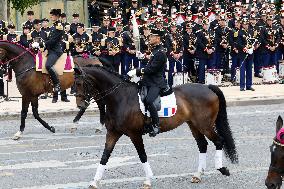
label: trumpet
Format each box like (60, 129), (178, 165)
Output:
(188, 35), (196, 51)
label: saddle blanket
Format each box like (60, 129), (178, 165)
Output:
(138, 93), (177, 118)
(35, 52), (74, 75)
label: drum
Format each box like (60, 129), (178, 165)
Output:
(205, 69), (222, 85)
(173, 72), (190, 87)
(262, 65), (279, 84)
(279, 61), (284, 78)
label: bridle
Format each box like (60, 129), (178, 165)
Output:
(74, 72), (124, 103)
(269, 140), (284, 176)
(0, 51), (28, 66)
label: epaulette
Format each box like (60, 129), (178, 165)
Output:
(64, 41), (70, 50)
(2, 34), (7, 41)
(101, 38), (106, 46)
(68, 34), (73, 43)
(56, 22), (63, 30)
(16, 35), (20, 42)
(117, 37), (123, 46)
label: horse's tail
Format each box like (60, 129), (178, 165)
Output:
(208, 85), (239, 164)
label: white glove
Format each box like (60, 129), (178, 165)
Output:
(247, 48), (253, 55)
(32, 42), (39, 48)
(127, 69), (137, 77)
(136, 51), (145, 59)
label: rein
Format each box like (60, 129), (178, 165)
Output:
(75, 73), (124, 102)
(0, 51), (28, 66)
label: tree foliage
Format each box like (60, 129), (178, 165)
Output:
(10, 0), (40, 15)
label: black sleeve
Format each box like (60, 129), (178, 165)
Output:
(143, 52), (166, 75)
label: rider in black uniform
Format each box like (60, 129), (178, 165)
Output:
(128, 28), (167, 137)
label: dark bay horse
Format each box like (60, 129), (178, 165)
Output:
(74, 65), (238, 189)
(266, 116), (284, 189)
(0, 40), (101, 140)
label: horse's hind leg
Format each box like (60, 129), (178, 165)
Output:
(188, 124), (208, 183)
(89, 130), (122, 189)
(204, 129), (230, 176)
(31, 96), (55, 133)
(130, 134), (153, 189)
(12, 97), (30, 140)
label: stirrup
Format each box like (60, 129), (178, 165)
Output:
(149, 124), (160, 137)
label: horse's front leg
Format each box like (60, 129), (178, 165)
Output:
(12, 96), (30, 140)
(31, 96), (55, 133)
(130, 134), (154, 189)
(89, 130), (122, 189)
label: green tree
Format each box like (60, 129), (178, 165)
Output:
(10, 0), (40, 15)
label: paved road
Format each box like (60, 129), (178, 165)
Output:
(0, 104), (281, 189)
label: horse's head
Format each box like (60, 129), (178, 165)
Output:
(266, 116), (284, 189)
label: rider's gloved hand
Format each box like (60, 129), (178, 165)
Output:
(31, 42), (39, 48)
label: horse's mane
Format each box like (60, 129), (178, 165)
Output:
(0, 40), (36, 59)
(83, 64), (133, 83)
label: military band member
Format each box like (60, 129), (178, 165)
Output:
(99, 16), (111, 35)
(126, 0), (139, 22)
(70, 13), (80, 35)
(41, 18), (50, 33)
(19, 25), (32, 48)
(195, 18), (216, 83)
(101, 27), (122, 72)
(0, 20), (8, 39)
(183, 22), (197, 81)
(4, 24), (18, 42)
(90, 24), (103, 57)
(23, 11), (35, 30)
(140, 24), (151, 68)
(214, 14), (230, 70)
(229, 17), (241, 82)
(260, 14), (280, 69)
(88, 0), (102, 27)
(31, 19), (48, 43)
(277, 14), (284, 69)
(60, 13), (70, 27)
(71, 23), (91, 56)
(108, 0), (124, 22)
(122, 21), (139, 73)
(165, 21), (183, 86)
(237, 18), (255, 91)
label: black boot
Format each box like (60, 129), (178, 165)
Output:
(147, 103), (160, 137)
(60, 90), (70, 102)
(48, 68), (61, 93)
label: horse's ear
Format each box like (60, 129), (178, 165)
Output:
(276, 115), (283, 134)
(73, 67), (82, 75)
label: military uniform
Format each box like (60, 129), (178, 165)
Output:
(88, 1), (102, 27)
(165, 25), (183, 86)
(0, 20), (8, 39)
(90, 29), (103, 57)
(19, 26), (32, 48)
(260, 16), (280, 69)
(237, 20), (255, 91)
(214, 24), (230, 70)
(101, 28), (122, 72)
(195, 22), (216, 83)
(249, 20), (262, 77)
(71, 31), (91, 56)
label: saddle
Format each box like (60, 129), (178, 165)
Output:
(35, 51), (74, 75)
(139, 86), (177, 118)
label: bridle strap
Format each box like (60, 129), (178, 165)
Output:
(269, 165), (284, 175)
(273, 140), (284, 147)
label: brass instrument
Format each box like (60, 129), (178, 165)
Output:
(268, 29), (276, 46)
(188, 34), (196, 51)
(107, 41), (120, 55)
(205, 31), (215, 49)
(92, 41), (101, 52)
(74, 37), (86, 51)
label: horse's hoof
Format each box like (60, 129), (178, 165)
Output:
(191, 176), (201, 183)
(218, 167), (230, 176)
(143, 184), (151, 189)
(88, 185), (97, 189)
(50, 126), (56, 133)
(12, 131), (22, 140)
(95, 129), (102, 133)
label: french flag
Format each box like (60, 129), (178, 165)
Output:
(164, 107), (176, 116)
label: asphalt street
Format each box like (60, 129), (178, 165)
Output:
(0, 104), (282, 189)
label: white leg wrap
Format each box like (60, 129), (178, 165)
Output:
(142, 162), (154, 186)
(94, 164), (106, 180)
(215, 150), (223, 169)
(197, 153), (207, 173)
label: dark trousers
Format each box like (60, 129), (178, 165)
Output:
(231, 54), (240, 81)
(168, 56), (182, 86)
(263, 51), (276, 68)
(240, 56), (253, 89)
(53, 90), (68, 100)
(144, 86), (160, 125)
(183, 56), (196, 77)
(198, 58), (214, 83)
(253, 50), (262, 75)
